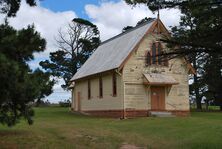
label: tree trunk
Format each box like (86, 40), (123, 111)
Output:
(193, 55), (202, 111)
(36, 99), (41, 107)
(206, 100), (209, 111)
(196, 97), (202, 111)
(194, 76), (202, 110)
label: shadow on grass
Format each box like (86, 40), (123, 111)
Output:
(0, 130), (30, 148)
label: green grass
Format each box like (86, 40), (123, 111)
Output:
(1, 107), (222, 149)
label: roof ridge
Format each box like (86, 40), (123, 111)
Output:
(100, 18), (156, 45)
(71, 18), (157, 81)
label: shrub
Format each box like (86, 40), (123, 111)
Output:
(35, 99), (51, 107)
(59, 99), (71, 107)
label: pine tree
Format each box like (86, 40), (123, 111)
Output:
(0, 24), (54, 126)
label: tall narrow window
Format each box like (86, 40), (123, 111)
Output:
(88, 79), (91, 99)
(99, 76), (103, 98)
(147, 52), (151, 65)
(152, 43), (156, 64)
(157, 42), (162, 65)
(163, 56), (169, 66)
(112, 73), (117, 96)
(149, 42), (168, 66)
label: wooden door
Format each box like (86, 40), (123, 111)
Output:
(151, 87), (165, 110)
(77, 92), (81, 112)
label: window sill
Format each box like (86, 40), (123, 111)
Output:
(145, 64), (169, 67)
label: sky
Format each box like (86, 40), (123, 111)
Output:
(0, 0), (181, 103)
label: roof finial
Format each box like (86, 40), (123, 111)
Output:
(157, 2), (160, 34)
(157, 9), (160, 20)
(157, 2), (160, 20)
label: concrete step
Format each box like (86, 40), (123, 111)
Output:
(149, 111), (175, 117)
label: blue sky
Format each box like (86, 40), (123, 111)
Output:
(0, 0), (180, 103)
(40, 0), (99, 18)
(40, 0), (119, 19)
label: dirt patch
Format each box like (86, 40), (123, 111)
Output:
(0, 140), (17, 149)
(120, 143), (145, 149)
(0, 130), (30, 149)
(0, 131), (16, 136)
(0, 130), (28, 137)
(75, 134), (98, 142)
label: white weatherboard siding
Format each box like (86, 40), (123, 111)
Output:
(73, 73), (123, 111)
(122, 33), (190, 111)
(71, 19), (191, 117)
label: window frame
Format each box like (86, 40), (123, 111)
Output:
(147, 42), (168, 66)
(147, 51), (151, 65)
(99, 76), (103, 98)
(157, 42), (162, 65)
(151, 43), (156, 64)
(112, 73), (117, 97)
(88, 79), (91, 100)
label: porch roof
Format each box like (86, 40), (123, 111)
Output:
(143, 73), (179, 85)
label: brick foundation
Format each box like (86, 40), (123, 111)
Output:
(124, 109), (149, 117)
(171, 110), (190, 116)
(82, 110), (124, 118)
(148, 110), (190, 117)
(75, 109), (190, 118)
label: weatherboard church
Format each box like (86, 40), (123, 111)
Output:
(70, 18), (195, 118)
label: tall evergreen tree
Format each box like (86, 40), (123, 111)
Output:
(203, 54), (222, 110)
(32, 68), (55, 107)
(40, 18), (100, 89)
(0, 24), (54, 126)
(0, 0), (54, 126)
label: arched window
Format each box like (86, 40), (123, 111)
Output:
(151, 43), (156, 64)
(157, 42), (162, 65)
(163, 54), (169, 66)
(147, 42), (168, 66)
(147, 52), (151, 65)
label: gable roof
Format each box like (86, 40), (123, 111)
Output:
(71, 19), (156, 81)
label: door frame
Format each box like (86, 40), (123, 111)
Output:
(150, 86), (166, 111)
(77, 92), (81, 112)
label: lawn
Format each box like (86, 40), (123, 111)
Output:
(0, 107), (222, 149)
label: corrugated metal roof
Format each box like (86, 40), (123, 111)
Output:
(71, 19), (156, 81)
(143, 73), (178, 85)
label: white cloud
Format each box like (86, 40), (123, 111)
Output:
(46, 78), (70, 103)
(0, 1), (76, 103)
(0, 1), (77, 62)
(85, 0), (181, 41)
